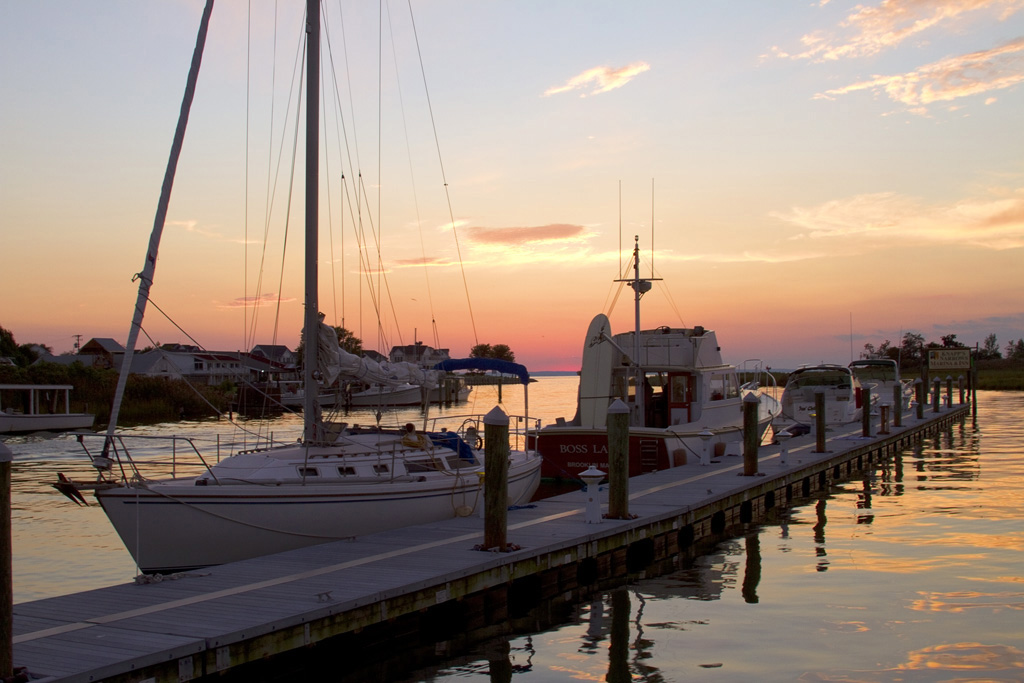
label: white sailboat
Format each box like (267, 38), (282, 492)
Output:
(56, 0), (541, 574)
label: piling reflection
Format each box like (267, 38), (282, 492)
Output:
(741, 533), (761, 603)
(813, 497), (828, 571)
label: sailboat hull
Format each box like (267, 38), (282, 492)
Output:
(96, 458), (541, 573)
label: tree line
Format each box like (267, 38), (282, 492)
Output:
(861, 332), (1024, 364)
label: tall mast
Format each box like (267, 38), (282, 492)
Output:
(302, 0), (321, 441)
(103, 0), (215, 455)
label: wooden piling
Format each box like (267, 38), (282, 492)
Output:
(932, 378), (941, 413)
(1, 442), (12, 678)
(861, 386), (872, 437)
(743, 393), (759, 476)
(606, 399), (630, 519)
(814, 391), (826, 453)
(880, 404), (890, 435)
(483, 406), (509, 551)
(921, 378), (929, 421)
(893, 384), (903, 428)
(946, 376), (953, 408)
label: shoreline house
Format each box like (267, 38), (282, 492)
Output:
(388, 342), (452, 368)
(37, 339), (296, 386)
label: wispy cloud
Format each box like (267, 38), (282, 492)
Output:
(466, 224), (588, 245)
(220, 293), (294, 309)
(168, 219), (222, 239)
(815, 38), (1024, 112)
(770, 188), (1024, 251)
(770, 0), (1024, 62)
(544, 62), (650, 97)
(392, 255), (461, 268)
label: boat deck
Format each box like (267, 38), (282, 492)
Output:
(12, 401), (971, 682)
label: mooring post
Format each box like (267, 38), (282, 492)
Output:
(743, 393), (759, 475)
(932, 377), (941, 413)
(580, 467), (605, 524)
(814, 391), (827, 453)
(483, 406), (509, 551)
(945, 375), (953, 408)
(958, 375), (965, 405)
(606, 399), (630, 519)
(1, 442), (13, 678)
(861, 386), (872, 437)
(893, 384), (903, 428)
(880, 404), (890, 434)
(915, 379), (924, 420)
(698, 429), (713, 465)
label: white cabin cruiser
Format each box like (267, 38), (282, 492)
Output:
(534, 239), (780, 480)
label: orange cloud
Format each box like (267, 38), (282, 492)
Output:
(771, 189), (1024, 251)
(392, 255), (460, 268)
(220, 293), (294, 309)
(544, 62), (650, 97)
(815, 38), (1024, 111)
(466, 224), (587, 245)
(770, 0), (1024, 61)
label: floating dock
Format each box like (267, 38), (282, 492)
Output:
(12, 401), (970, 682)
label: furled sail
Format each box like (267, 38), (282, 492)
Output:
(314, 319), (441, 388)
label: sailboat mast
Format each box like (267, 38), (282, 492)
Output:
(302, 0), (321, 441)
(104, 0), (215, 454)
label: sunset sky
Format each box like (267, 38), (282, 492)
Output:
(2, 1), (1023, 371)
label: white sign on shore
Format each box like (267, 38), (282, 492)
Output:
(927, 349), (972, 370)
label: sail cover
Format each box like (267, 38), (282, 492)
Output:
(433, 358), (531, 385)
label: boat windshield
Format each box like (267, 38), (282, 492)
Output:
(791, 371), (851, 388)
(850, 364), (896, 381)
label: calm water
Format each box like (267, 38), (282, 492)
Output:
(6, 383), (1023, 682)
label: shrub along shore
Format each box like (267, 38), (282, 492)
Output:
(0, 362), (233, 427)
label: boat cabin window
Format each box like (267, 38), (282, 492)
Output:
(338, 466), (356, 476)
(373, 464), (389, 474)
(708, 373), (739, 401)
(298, 466), (319, 477)
(670, 375), (691, 403)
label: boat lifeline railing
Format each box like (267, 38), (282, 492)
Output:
(73, 432), (282, 485)
(738, 359), (779, 398)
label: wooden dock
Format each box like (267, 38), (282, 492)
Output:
(12, 401), (970, 682)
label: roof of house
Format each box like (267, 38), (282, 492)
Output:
(81, 338), (126, 354)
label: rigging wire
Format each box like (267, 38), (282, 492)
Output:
(406, 0), (479, 347)
(385, 0), (440, 350)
